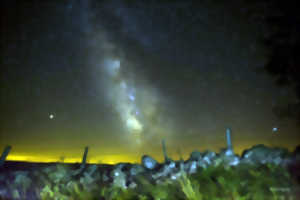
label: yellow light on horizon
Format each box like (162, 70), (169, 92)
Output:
(5, 154), (140, 164)
(6, 155), (60, 163)
(4, 143), (297, 165)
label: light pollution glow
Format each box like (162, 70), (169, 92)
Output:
(5, 141), (298, 164)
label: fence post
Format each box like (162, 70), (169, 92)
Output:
(81, 146), (89, 167)
(226, 128), (233, 150)
(0, 145), (12, 167)
(162, 139), (170, 163)
(72, 146), (89, 177)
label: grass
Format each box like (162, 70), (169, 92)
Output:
(1, 162), (299, 200)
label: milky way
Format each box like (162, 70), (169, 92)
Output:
(104, 59), (143, 137)
(1, 0), (299, 164)
(101, 56), (172, 147)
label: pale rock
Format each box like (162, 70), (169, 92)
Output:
(142, 155), (158, 170)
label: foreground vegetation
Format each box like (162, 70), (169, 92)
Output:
(2, 161), (299, 200)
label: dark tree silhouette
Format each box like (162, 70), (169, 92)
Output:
(247, 0), (300, 122)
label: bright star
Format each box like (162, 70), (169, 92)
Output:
(49, 114), (54, 119)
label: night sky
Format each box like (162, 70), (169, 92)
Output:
(1, 0), (299, 164)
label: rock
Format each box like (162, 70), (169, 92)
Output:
(13, 171), (32, 193)
(80, 172), (96, 191)
(170, 175), (177, 180)
(202, 150), (217, 165)
(141, 155), (158, 170)
(113, 163), (132, 176)
(219, 148), (232, 156)
(47, 165), (71, 184)
(128, 181), (137, 189)
(224, 149), (234, 156)
(224, 155), (240, 166)
(212, 156), (223, 167)
(189, 151), (202, 161)
(165, 160), (176, 170)
(102, 174), (109, 182)
(198, 160), (209, 169)
(130, 164), (145, 176)
(241, 144), (290, 165)
(184, 160), (198, 174)
(110, 168), (127, 189)
(85, 164), (98, 176)
(178, 161), (185, 171)
(272, 157), (283, 165)
(152, 161), (177, 180)
(170, 171), (182, 180)
(218, 148), (240, 166)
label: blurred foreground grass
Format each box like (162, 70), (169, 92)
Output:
(3, 162), (300, 200)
